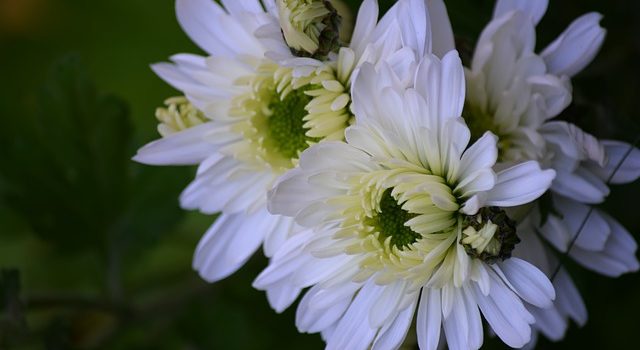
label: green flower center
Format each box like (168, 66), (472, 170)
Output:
(231, 62), (353, 172)
(368, 189), (421, 250)
(462, 102), (511, 158)
(266, 86), (319, 160)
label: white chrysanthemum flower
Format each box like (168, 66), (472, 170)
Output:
(255, 53), (557, 350)
(464, 3), (573, 162)
(524, 123), (640, 277)
(502, 122), (640, 340)
(259, 0), (445, 135)
(458, 0), (640, 343)
(134, 0), (434, 284)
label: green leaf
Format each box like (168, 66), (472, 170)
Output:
(0, 54), (187, 255)
(0, 55), (131, 249)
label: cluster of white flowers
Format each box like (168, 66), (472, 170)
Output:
(135, 0), (639, 349)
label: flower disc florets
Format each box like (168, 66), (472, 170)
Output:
(366, 189), (420, 250)
(155, 96), (207, 137)
(229, 60), (352, 173)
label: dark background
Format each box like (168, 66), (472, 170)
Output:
(0, 0), (638, 349)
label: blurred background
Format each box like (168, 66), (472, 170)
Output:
(0, 0), (638, 349)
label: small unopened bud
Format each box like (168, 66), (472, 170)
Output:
(460, 207), (519, 264)
(277, 0), (341, 59)
(156, 96), (207, 137)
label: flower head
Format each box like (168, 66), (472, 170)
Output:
(134, 0), (434, 284)
(463, 9), (572, 162)
(456, 0), (640, 345)
(256, 53), (556, 349)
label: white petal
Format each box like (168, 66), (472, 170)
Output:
(498, 258), (555, 308)
(253, 231), (315, 288)
(220, 0), (263, 15)
(538, 214), (570, 252)
(527, 74), (572, 118)
(369, 281), (407, 328)
(180, 157), (270, 214)
(175, 0), (229, 56)
(326, 281), (383, 350)
(460, 194), (483, 215)
(588, 140), (640, 184)
(555, 196), (609, 252)
(442, 287), (469, 350)
(349, 0), (379, 57)
(554, 268), (587, 326)
(470, 260), (491, 295)
(321, 324), (337, 343)
(384, 48), (419, 87)
(133, 123), (233, 165)
(493, 0), (548, 25)
(396, 0), (431, 57)
(300, 140), (375, 173)
(462, 286), (484, 349)
(308, 280), (362, 310)
(458, 132), (498, 181)
(266, 281), (302, 313)
(193, 210), (270, 282)
(473, 272), (533, 348)
(293, 255), (355, 288)
(541, 121), (606, 165)
(522, 330), (539, 350)
(417, 288), (442, 350)
(371, 297), (417, 350)
(151, 61), (209, 97)
(414, 51), (466, 128)
(551, 167), (609, 204)
(427, 0), (455, 58)
(528, 305), (567, 341)
(569, 210), (639, 277)
(439, 118), (471, 183)
(456, 169), (497, 202)
(541, 13), (606, 77)
(486, 161), (555, 207)
(351, 63), (382, 120)
(296, 285), (353, 333)
(262, 216), (296, 257)
(267, 168), (323, 218)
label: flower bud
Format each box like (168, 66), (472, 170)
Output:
(277, 0), (341, 59)
(460, 207), (520, 264)
(155, 97), (206, 137)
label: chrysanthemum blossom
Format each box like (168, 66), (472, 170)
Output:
(256, 53), (556, 350)
(525, 122), (640, 278)
(483, 0), (640, 291)
(133, 0), (435, 284)
(259, 0), (445, 131)
(464, 12), (564, 162)
(458, 0), (640, 343)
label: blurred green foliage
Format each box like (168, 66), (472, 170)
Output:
(0, 0), (638, 349)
